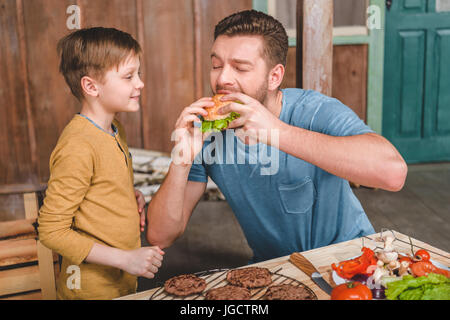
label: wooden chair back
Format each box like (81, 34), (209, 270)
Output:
(0, 190), (58, 300)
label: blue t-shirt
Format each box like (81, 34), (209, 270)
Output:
(188, 88), (375, 263)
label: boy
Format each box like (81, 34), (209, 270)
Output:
(38, 27), (164, 300)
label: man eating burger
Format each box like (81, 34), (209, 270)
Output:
(146, 10), (408, 263)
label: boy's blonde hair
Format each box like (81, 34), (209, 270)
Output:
(57, 27), (142, 101)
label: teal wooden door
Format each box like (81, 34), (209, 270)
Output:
(383, 0), (450, 163)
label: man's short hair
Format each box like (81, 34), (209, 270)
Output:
(214, 10), (288, 68)
(57, 27), (142, 101)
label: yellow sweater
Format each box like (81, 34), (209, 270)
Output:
(38, 114), (141, 300)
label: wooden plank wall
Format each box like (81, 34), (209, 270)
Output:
(0, 0), (367, 220)
(282, 45), (368, 121)
(332, 44), (368, 122)
(0, 0), (252, 189)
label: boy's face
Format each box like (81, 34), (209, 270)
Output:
(210, 35), (270, 103)
(96, 54), (144, 114)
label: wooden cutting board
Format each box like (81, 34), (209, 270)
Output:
(117, 231), (450, 300)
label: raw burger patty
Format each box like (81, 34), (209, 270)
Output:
(164, 274), (206, 296)
(205, 285), (251, 300)
(263, 284), (315, 300)
(226, 267), (272, 288)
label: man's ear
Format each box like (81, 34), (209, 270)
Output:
(80, 76), (99, 98)
(268, 64), (285, 91)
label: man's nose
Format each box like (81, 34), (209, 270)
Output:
(216, 65), (234, 87)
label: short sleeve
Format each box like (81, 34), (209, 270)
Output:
(310, 98), (374, 137)
(187, 152), (208, 183)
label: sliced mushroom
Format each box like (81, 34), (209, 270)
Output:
(376, 251), (398, 264)
(387, 260), (401, 276)
(373, 266), (389, 284)
(388, 260), (401, 270)
(398, 261), (410, 276)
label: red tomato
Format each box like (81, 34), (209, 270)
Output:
(330, 282), (373, 300)
(414, 249), (430, 262)
(411, 261), (450, 278)
(398, 254), (413, 265)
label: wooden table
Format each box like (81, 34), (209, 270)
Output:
(117, 230), (450, 300)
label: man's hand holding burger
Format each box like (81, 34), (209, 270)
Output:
(218, 92), (285, 146)
(172, 97), (214, 166)
(172, 92), (284, 166)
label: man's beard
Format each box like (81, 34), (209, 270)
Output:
(253, 80), (268, 105)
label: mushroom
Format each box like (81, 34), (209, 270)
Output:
(388, 260), (401, 270)
(376, 251), (398, 264)
(372, 266), (389, 284)
(387, 260), (401, 276)
(384, 236), (395, 252)
(398, 261), (410, 276)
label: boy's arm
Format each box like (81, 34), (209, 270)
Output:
(146, 163), (206, 248)
(135, 189), (146, 232)
(38, 139), (96, 265)
(85, 243), (164, 279)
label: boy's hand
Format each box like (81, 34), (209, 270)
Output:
(121, 246), (165, 279)
(135, 189), (146, 232)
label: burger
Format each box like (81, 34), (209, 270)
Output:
(201, 94), (240, 133)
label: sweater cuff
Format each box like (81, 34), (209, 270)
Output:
(67, 238), (95, 266)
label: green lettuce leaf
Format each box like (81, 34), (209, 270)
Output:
(398, 287), (424, 300)
(421, 283), (450, 300)
(386, 273), (450, 300)
(201, 112), (240, 133)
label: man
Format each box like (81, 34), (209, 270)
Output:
(146, 10), (407, 263)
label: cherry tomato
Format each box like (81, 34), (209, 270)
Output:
(330, 282), (373, 300)
(414, 249), (430, 262)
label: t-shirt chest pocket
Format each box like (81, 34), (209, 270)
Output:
(278, 177), (316, 214)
